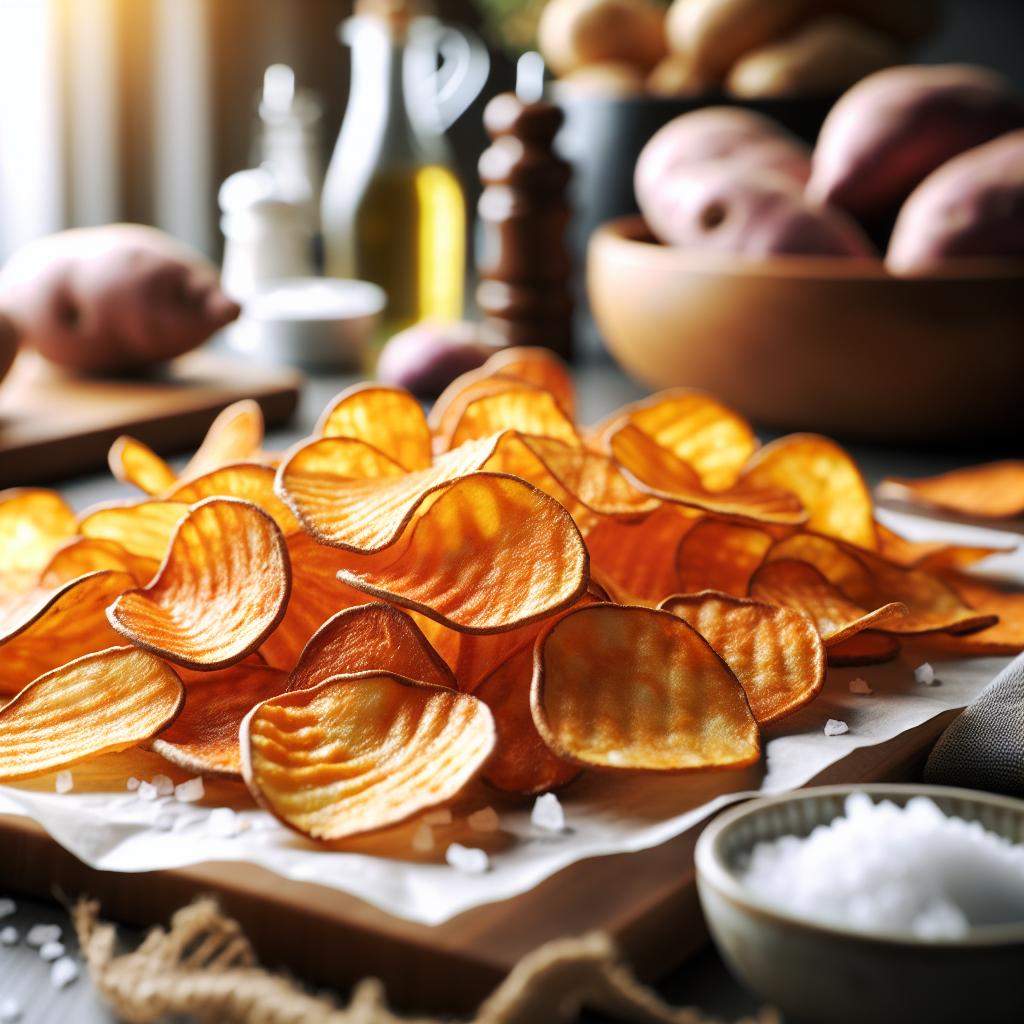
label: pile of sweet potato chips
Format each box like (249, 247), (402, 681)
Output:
(0, 348), (1021, 843)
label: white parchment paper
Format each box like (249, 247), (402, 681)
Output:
(1, 510), (1020, 925)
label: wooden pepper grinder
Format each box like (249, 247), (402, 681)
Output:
(476, 82), (573, 361)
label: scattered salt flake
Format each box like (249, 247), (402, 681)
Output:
(0, 927), (18, 946)
(54, 770), (73, 794)
(26, 924), (61, 948)
(848, 677), (873, 695)
(39, 940), (65, 962)
(467, 807), (500, 833)
(151, 774), (175, 797)
(0, 899), (15, 919)
(411, 823), (434, 853)
(445, 843), (489, 874)
(914, 662), (937, 686)
(0, 997), (21, 1023)
(531, 793), (566, 832)
(126, 777), (140, 791)
(50, 956), (79, 989)
(422, 808), (451, 826)
(136, 780), (158, 802)
(207, 807), (246, 838)
(175, 777), (204, 803)
(824, 718), (849, 737)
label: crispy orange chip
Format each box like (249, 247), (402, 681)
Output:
(0, 570), (135, 696)
(660, 592), (826, 724)
(919, 573), (1024, 655)
(168, 463), (300, 535)
(444, 384), (579, 451)
(184, 399), (264, 479)
(108, 498), (290, 669)
(241, 672), (495, 840)
(108, 436), (178, 496)
(79, 500), (190, 561)
(317, 384), (432, 471)
(0, 488), (77, 575)
(0, 647), (184, 781)
(41, 538), (157, 587)
(827, 632), (901, 666)
(475, 645), (580, 794)
(337, 473), (588, 633)
(151, 662), (288, 778)
(481, 346), (575, 416)
(598, 390), (757, 491)
(749, 559), (908, 645)
(874, 521), (1005, 572)
(741, 434), (876, 549)
(288, 603), (455, 692)
(880, 461), (1024, 520)
(676, 520), (773, 596)
(532, 604), (759, 772)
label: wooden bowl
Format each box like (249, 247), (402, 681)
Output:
(587, 217), (1024, 442)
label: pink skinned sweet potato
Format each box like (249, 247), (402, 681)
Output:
(376, 321), (500, 398)
(643, 163), (876, 259)
(887, 129), (1024, 275)
(808, 64), (1024, 220)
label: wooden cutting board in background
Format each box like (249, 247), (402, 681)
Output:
(0, 351), (302, 486)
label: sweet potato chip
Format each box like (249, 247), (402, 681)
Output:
(598, 391), (757, 491)
(660, 592), (826, 724)
(764, 533), (877, 604)
(609, 424), (806, 527)
(338, 473), (588, 633)
(108, 498), (290, 669)
(241, 672), (495, 840)
(317, 384), (432, 471)
(0, 647), (184, 781)
(151, 662), (288, 778)
(168, 464), (300, 535)
(184, 399), (264, 479)
(108, 436), (177, 496)
(880, 462), (1024, 520)
(0, 570), (135, 695)
(749, 559), (908, 645)
(79, 500), (190, 562)
(918, 573), (1024, 655)
(874, 521), (1006, 572)
(481, 345), (575, 415)
(41, 538), (157, 587)
(475, 645), (580, 794)
(827, 632), (901, 666)
(741, 434), (876, 550)
(532, 605), (759, 772)
(0, 488), (77, 574)
(676, 520), (773, 596)
(288, 603), (455, 692)
(444, 384), (579, 450)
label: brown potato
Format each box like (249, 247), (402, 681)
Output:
(887, 129), (1024, 274)
(0, 224), (240, 373)
(808, 64), (1024, 220)
(539, 0), (667, 77)
(726, 16), (903, 99)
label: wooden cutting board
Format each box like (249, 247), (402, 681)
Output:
(0, 713), (955, 1015)
(0, 351), (301, 486)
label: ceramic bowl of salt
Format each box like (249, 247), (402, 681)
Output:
(695, 784), (1024, 1024)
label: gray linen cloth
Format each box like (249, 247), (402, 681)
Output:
(924, 651), (1024, 797)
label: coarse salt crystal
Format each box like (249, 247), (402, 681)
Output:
(824, 718), (849, 737)
(207, 807), (245, 838)
(445, 843), (489, 874)
(54, 770), (73, 794)
(151, 774), (175, 797)
(422, 808), (452, 826)
(848, 677), (873, 695)
(26, 924), (61, 948)
(531, 793), (566, 832)
(0, 898), (15, 919)
(467, 807), (501, 833)
(136, 780), (158, 802)
(50, 956), (79, 989)
(0, 927), (18, 946)
(175, 777), (204, 803)
(126, 777), (140, 791)
(411, 824), (434, 853)
(0, 997), (21, 1022)
(39, 940), (65, 962)
(915, 662), (937, 686)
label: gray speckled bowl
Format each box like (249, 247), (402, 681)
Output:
(695, 784), (1024, 1024)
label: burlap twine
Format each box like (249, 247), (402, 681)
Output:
(73, 898), (778, 1024)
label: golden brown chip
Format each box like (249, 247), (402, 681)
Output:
(659, 591), (826, 724)
(918, 573), (1024, 655)
(108, 498), (290, 669)
(338, 473), (588, 633)
(0, 647), (184, 781)
(168, 463), (300, 535)
(597, 390), (757, 491)
(475, 645), (580, 794)
(880, 462), (1024, 520)
(288, 603), (455, 692)
(676, 520), (773, 596)
(480, 345), (575, 416)
(317, 384), (432, 471)
(0, 488), (77, 574)
(827, 632), (901, 666)
(107, 436), (178, 496)
(609, 424), (806, 527)
(429, 375), (525, 443)
(532, 604), (759, 772)
(241, 672), (495, 840)
(184, 399), (264, 479)
(41, 538), (157, 587)
(0, 571), (135, 696)
(749, 559), (908, 645)
(151, 662), (289, 778)
(764, 532), (878, 604)
(444, 384), (579, 450)
(874, 521), (1006, 571)
(741, 434), (877, 549)
(78, 500), (190, 561)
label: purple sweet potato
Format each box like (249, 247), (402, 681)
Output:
(887, 129), (1024, 274)
(376, 321), (499, 398)
(808, 64), (1024, 220)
